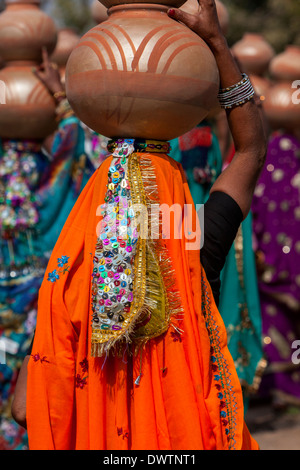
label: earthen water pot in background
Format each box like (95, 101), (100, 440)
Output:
(51, 28), (80, 83)
(66, 1), (220, 141)
(180, 0), (229, 35)
(0, 66), (58, 139)
(91, 0), (108, 23)
(269, 45), (300, 82)
(231, 33), (275, 76)
(0, 0), (57, 63)
(215, 0), (229, 35)
(266, 45), (300, 133)
(249, 74), (271, 101)
(263, 82), (300, 133)
(0, 0), (58, 140)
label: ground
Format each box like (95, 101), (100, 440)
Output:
(246, 399), (300, 450)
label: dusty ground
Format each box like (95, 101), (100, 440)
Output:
(246, 400), (300, 450)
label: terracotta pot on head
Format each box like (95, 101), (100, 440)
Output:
(179, 0), (229, 121)
(91, 0), (108, 23)
(264, 45), (300, 134)
(51, 28), (80, 84)
(0, 0), (58, 140)
(269, 45), (300, 82)
(263, 82), (300, 133)
(249, 74), (271, 101)
(231, 33), (275, 76)
(65, 0), (220, 141)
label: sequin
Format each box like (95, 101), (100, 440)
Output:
(91, 138), (171, 350)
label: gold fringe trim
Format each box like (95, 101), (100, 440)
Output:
(91, 152), (148, 357)
(132, 154), (184, 351)
(91, 152), (184, 357)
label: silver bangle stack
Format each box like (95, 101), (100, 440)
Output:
(218, 73), (255, 109)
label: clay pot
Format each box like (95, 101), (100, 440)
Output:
(0, 65), (56, 139)
(181, 0), (229, 35)
(249, 74), (271, 100)
(263, 82), (300, 132)
(0, 0), (57, 63)
(99, 0), (186, 8)
(0, 0), (57, 139)
(51, 28), (80, 68)
(231, 33), (275, 76)
(51, 28), (80, 83)
(269, 45), (300, 82)
(66, 3), (219, 141)
(91, 0), (108, 23)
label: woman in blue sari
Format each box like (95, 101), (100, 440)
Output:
(0, 52), (94, 449)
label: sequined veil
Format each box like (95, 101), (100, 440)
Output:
(91, 139), (184, 357)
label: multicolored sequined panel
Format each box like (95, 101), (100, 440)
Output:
(91, 139), (178, 356)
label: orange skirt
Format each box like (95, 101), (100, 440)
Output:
(26, 152), (258, 450)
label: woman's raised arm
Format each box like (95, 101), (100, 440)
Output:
(168, 0), (267, 218)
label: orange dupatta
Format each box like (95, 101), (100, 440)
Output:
(26, 146), (258, 450)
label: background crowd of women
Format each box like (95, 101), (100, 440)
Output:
(0, 0), (299, 450)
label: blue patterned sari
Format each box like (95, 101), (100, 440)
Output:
(0, 116), (93, 449)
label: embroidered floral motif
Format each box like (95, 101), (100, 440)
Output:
(117, 427), (129, 440)
(201, 272), (238, 450)
(75, 358), (89, 389)
(170, 330), (182, 342)
(80, 358), (89, 373)
(57, 256), (70, 267)
(47, 269), (59, 282)
(31, 353), (49, 364)
(75, 374), (87, 389)
(47, 256), (70, 282)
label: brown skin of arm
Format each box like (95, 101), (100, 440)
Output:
(168, 2), (267, 219)
(208, 39), (267, 219)
(11, 355), (30, 429)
